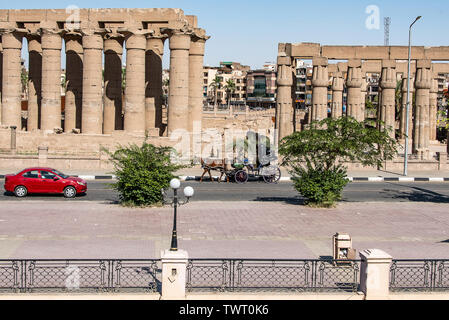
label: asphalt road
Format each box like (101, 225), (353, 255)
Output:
(1, 180), (449, 203)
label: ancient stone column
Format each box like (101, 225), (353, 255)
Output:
(64, 33), (83, 132)
(360, 75), (368, 122)
(124, 32), (147, 134)
(81, 31), (104, 134)
(379, 60), (396, 138)
(413, 60), (432, 159)
(311, 57), (329, 122)
(166, 29), (191, 135)
(331, 72), (344, 118)
(346, 59), (362, 121)
(188, 29), (209, 134)
(276, 56), (293, 140)
(399, 75), (414, 141)
(145, 33), (166, 134)
(103, 33), (124, 134)
(40, 28), (63, 132)
(1, 30), (24, 128)
(429, 77), (438, 142)
(27, 34), (42, 131)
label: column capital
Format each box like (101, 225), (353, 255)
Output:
(312, 56), (328, 67)
(401, 76), (415, 93)
(415, 62), (431, 90)
(380, 60), (396, 90)
(332, 72), (344, 91)
(312, 58), (329, 88)
(81, 31), (105, 50)
(40, 26), (63, 51)
(65, 32), (83, 54)
(277, 55), (292, 66)
(125, 33), (148, 50)
(191, 28), (211, 42)
(276, 63), (293, 87)
(0, 27), (27, 49)
(346, 60), (362, 88)
(162, 27), (194, 50)
(104, 33), (124, 54)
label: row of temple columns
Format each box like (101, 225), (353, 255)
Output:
(0, 26), (208, 136)
(276, 56), (440, 158)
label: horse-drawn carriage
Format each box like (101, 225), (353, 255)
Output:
(200, 154), (281, 184)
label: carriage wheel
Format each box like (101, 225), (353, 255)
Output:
(262, 167), (281, 184)
(234, 170), (248, 184)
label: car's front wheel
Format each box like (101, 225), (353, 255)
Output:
(14, 185), (28, 198)
(63, 186), (77, 198)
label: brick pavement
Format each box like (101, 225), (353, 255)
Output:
(0, 200), (448, 259)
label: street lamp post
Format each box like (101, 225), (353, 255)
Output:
(404, 16), (422, 176)
(162, 178), (194, 251)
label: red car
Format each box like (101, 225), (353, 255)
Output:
(4, 167), (87, 198)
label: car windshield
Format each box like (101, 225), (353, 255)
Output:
(51, 169), (69, 179)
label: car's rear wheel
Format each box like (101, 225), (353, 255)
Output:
(63, 186), (77, 198)
(14, 185), (28, 198)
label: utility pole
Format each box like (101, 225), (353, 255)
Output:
(384, 17), (391, 46)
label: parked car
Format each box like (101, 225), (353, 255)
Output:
(4, 167), (87, 198)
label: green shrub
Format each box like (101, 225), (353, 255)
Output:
(103, 141), (185, 207)
(292, 166), (349, 207)
(280, 117), (398, 207)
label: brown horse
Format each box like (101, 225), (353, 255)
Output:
(200, 158), (230, 183)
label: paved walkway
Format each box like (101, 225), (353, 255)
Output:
(0, 201), (448, 260)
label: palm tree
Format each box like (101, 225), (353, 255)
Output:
(225, 79), (236, 115)
(210, 76), (221, 114)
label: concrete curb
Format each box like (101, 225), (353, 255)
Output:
(1, 174), (449, 182)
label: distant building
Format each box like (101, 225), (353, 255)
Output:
(246, 69), (276, 109)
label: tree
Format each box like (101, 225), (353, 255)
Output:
(21, 68), (28, 97)
(225, 79), (236, 115)
(279, 117), (398, 207)
(210, 76), (221, 113)
(103, 140), (185, 207)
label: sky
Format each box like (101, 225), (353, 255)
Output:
(4, 0), (448, 69)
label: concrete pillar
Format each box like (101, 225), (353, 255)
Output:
(379, 60), (396, 139)
(166, 29), (191, 135)
(413, 60), (432, 159)
(331, 72), (344, 118)
(124, 32), (147, 134)
(346, 59), (362, 121)
(188, 30), (208, 134)
(10, 125), (17, 152)
(103, 33), (124, 134)
(276, 56), (294, 140)
(81, 31), (104, 134)
(161, 249), (188, 300)
(311, 57), (328, 122)
(145, 33), (166, 134)
(429, 78), (438, 142)
(399, 75), (414, 141)
(40, 28), (62, 132)
(64, 33), (83, 132)
(27, 34), (42, 131)
(359, 249), (392, 300)
(1, 30), (24, 128)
